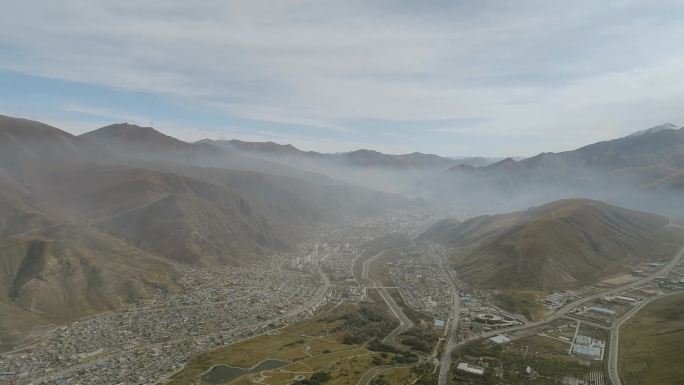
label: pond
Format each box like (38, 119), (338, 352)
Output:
(201, 359), (290, 384)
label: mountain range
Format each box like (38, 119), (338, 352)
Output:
(2, 114), (684, 349)
(201, 139), (494, 169)
(434, 124), (684, 216)
(200, 124), (684, 217)
(0, 115), (423, 348)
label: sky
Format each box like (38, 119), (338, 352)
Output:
(1, 0), (683, 157)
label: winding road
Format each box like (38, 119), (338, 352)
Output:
(360, 251), (415, 350)
(355, 250), (425, 385)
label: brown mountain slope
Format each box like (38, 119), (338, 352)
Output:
(0, 115), (100, 184)
(1, 116), (420, 267)
(0, 223), (177, 349)
(81, 123), (222, 162)
(81, 123), (337, 184)
(35, 164), (293, 266)
(1, 224), (177, 318)
(420, 199), (684, 290)
(0, 115), (424, 344)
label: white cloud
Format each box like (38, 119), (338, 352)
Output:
(62, 104), (153, 126)
(1, 1), (683, 155)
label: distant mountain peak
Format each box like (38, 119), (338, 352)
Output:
(627, 123), (679, 138)
(81, 123), (186, 147)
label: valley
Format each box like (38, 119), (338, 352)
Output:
(3, 4), (684, 384)
(1, 117), (683, 385)
(4, 205), (677, 385)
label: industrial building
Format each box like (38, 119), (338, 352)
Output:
(433, 319), (446, 331)
(572, 344), (602, 360)
(606, 295), (638, 305)
(571, 335), (605, 360)
(544, 292), (566, 308)
(456, 362), (485, 376)
(475, 313), (503, 324)
(489, 334), (511, 344)
(587, 307), (616, 316)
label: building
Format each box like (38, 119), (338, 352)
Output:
(575, 335), (592, 346)
(489, 334), (511, 344)
(475, 313), (503, 324)
(572, 335), (605, 360)
(572, 344), (602, 360)
(588, 307), (616, 316)
(613, 296), (637, 305)
(544, 293), (566, 307)
(456, 362), (485, 376)
(432, 319), (446, 331)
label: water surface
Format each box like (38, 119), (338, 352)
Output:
(202, 359), (289, 384)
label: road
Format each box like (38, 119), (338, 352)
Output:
(356, 250), (423, 385)
(356, 242), (684, 385)
(438, 292), (460, 385)
(360, 250), (415, 350)
(436, 249), (460, 385)
(607, 290), (683, 385)
(377, 285), (414, 349)
(356, 360), (419, 385)
(455, 244), (684, 349)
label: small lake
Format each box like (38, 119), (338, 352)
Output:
(201, 359), (290, 384)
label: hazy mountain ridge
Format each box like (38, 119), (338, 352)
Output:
(0, 115), (423, 342)
(203, 138), (463, 169)
(83, 124), (341, 185)
(438, 124), (684, 216)
(202, 138), (502, 196)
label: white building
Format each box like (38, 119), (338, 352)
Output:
(456, 362), (485, 376)
(489, 334), (511, 344)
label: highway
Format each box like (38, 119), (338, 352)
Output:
(436, 248), (461, 385)
(437, 292), (460, 385)
(607, 290), (683, 385)
(454, 245), (684, 350)
(355, 242), (684, 385)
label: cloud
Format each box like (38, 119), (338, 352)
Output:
(62, 104), (153, 126)
(1, 1), (683, 155)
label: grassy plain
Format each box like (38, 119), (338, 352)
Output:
(619, 292), (684, 385)
(163, 302), (406, 385)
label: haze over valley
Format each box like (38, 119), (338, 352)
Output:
(2, 2), (684, 385)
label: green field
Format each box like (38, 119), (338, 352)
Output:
(619, 292), (684, 385)
(162, 302), (416, 385)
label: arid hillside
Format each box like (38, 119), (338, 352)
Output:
(420, 199), (684, 290)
